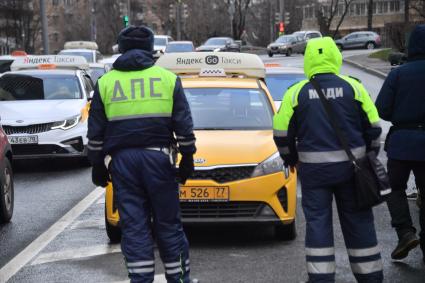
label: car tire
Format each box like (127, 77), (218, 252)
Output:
(268, 52), (273, 58)
(0, 158), (13, 224)
(105, 204), (121, 243)
(286, 49), (292, 57)
(366, 42), (375, 50)
(275, 220), (296, 241)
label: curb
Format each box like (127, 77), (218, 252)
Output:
(343, 58), (388, 79)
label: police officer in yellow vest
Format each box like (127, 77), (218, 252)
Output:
(87, 26), (196, 283)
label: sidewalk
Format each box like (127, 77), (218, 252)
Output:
(343, 52), (393, 79)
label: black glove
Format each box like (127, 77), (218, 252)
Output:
(179, 155), (194, 185)
(92, 163), (110, 187)
(281, 154), (298, 168)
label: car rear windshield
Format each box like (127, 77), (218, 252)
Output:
(184, 88), (273, 130)
(0, 73), (82, 101)
(204, 38), (227, 46)
(88, 67), (106, 83)
(166, 44), (193, 53)
(265, 73), (306, 101)
(154, 37), (167, 46)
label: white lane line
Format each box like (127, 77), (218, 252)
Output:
(69, 218), (104, 230)
(96, 194), (106, 204)
(31, 244), (121, 266)
(0, 186), (104, 283)
(111, 274), (167, 283)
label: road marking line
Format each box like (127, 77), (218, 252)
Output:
(69, 218), (104, 230)
(30, 244), (121, 266)
(0, 186), (104, 283)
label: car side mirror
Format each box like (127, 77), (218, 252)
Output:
(88, 90), (94, 101)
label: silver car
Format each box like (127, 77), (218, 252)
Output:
(267, 35), (303, 57)
(335, 31), (381, 50)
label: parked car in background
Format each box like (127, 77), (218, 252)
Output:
(165, 41), (195, 53)
(291, 31), (322, 54)
(59, 41), (103, 63)
(335, 31), (381, 50)
(153, 35), (173, 59)
(0, 126), (13, 223)
(196, 37), (241, 52)
(88, 63), (109, 84)
(267, 35), (303, 57)
(265, 64), (306, 108)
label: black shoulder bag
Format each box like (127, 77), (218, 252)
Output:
(310, 77), (391, 210)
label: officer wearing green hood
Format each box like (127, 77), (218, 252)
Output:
(273, 37), (383, 282)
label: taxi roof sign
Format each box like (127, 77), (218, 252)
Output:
(64, 41), (98, 50)
(156, 52), (265, 79)
(11, 55), (89, 71)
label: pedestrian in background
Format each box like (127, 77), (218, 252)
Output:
(375, 24), (425, 264)
(273, 37), (383, 282)
(87, 26), (196, 283)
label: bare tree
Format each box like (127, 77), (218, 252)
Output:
(226, 0), (252, 39)
(0, 0), (40, 53)
(96, 0), (125, 54)
(315, 0), (354, 38)
(411, 0), (425, 19)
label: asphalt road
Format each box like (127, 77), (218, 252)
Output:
(0, 52), (424, 283)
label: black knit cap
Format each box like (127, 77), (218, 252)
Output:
(117, 25), (154, 53)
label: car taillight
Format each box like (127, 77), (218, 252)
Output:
(376, 36), (381, 44)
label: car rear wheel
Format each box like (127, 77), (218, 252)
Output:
(286, 49), (292, 57)
(268, 52), (273, 58)
(105, 204), (121, 243)
(366, 42), (375, 50)
(275, 220), (296, 241)
(0, 158), (13, 224)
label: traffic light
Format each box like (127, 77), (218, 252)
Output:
(123, 15), (129, 27)
(182, 3), (189, 19)
(275, 12), (280, 24)
(279, 22), (285, 35)
(285, 12), (290, 25)
(169, 4), (175, 20)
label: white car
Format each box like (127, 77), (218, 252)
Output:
(153, 35), (173, 59)
(59, 48), (103, 63)
(0, 55), (93, 160)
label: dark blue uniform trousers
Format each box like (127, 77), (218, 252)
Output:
(301, 178), (383, 283)
(111, 148), (190, 283)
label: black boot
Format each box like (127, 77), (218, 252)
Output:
(391, 232), (420, 260)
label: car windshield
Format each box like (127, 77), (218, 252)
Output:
(276, 36), (293, 43)
(265, 73), (306, 101)
(0, 73), (82, 100)
(184, 88), (273, 130)
(58, 51), (94, 63)
(204, 38), (227, 46)
(166, 43), (193, 53)
(88, 67), (106, 83)
(154, 37), (167, 46)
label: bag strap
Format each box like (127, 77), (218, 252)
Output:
(309, 77), (357, 163)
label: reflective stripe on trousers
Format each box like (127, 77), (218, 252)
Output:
(298, 146), (366, 163)
(348, 246), (383, 275)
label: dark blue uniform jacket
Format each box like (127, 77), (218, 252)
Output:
(87, 49), (196, 165)
(376, 25), (425, 161)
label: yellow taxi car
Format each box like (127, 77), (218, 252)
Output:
(105, 52), (297, 243)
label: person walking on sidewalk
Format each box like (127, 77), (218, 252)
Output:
(273, 37), (383, 282)
(375, 24), (425, 264)
(87, 26), (196, 282)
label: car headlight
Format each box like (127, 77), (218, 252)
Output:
(51, 115), (81, 130)
(279, 45), (287, 49)
(251, 152), (284, 177)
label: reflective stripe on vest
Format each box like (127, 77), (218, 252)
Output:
(298, 146), (366, 163)
(98, 66), (176, 121)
